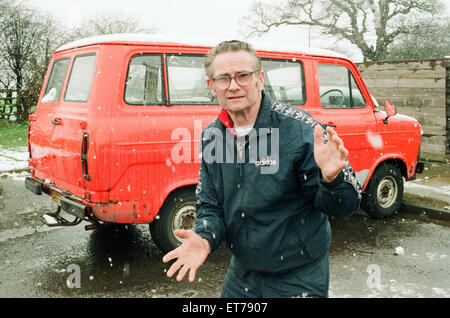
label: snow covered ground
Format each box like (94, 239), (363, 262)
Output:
(0, 146), (29, 171)
(404, 182), (450, 198)
(0, 146), (30, 181)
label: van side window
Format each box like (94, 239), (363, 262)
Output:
(318, 64), (366, 109)
(41, 58), (70, 103)
(261, 59), (306, 105)
(166, 55), (215, 105)
(125, 55), (164, 105)
(64, 54), (96, 103)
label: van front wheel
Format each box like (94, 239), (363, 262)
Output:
(150, 188), (197, 254)
(361, 164), (403, 219)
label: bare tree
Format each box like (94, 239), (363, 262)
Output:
(0, 0), (17, 89)
(385, 19), (450, 60)
(0, 0), (14, 21)
(0, 47), (15, 92)
(0, 1), (157, 123)
(0, 2), (63, 122)
(242, 0), (444, 61)
(66, 12), (157, 42)
(0, 3), (38, 121)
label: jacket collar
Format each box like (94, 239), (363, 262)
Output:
(254, 90), (273, 130)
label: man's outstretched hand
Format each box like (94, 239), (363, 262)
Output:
(162, 229), (210, 283)
(313, 125), (348, 183)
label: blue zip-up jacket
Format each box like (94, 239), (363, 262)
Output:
(194, 92), (361, 273)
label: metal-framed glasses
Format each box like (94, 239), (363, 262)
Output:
(211, 69), (261, 89)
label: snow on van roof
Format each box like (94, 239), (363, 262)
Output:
(55, 33), (349, 59)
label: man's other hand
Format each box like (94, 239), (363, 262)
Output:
(162, 229), (210, 282)
(313, 125), (348, 183)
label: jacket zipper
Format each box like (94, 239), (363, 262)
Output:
(235, 137), (250, 264)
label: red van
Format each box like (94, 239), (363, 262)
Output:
(25, 34), (423, 253)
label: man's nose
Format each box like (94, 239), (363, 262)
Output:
(228, 77), (240, 90)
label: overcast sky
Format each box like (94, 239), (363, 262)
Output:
(30, 0), (256, 38)
(25, 0), (450, 63)
(26, 0), (341, 55)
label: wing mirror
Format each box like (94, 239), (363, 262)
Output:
(384, 99), (397, 124)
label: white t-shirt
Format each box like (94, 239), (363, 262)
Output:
(234, 124), (254, 136)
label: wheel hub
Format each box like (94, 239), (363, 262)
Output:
(172, 204), (196, 243)
(377, 176), (398, 208)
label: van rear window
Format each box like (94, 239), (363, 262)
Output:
(64, 54), (96, 103)
(41, 58), (70, 103)
(167, 55), (216, 105)
(262, 59), (306, 105)
(125, 55), (164, 105)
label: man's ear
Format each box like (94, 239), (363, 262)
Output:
(257, 70), (265, 91)
(207, 79), (217, 97)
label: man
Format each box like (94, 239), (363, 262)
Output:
(163, 40), (361, 298)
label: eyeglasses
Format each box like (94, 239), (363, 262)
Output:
(211, 69), (261, 89)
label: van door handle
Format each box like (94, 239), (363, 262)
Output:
(52, 118), (62, 126)
(81, 133), (90, 181)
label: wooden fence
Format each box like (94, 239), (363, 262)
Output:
(357, 59), (449, 163)
(0, 89), (17, 120)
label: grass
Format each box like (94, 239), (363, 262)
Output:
(0, 120), (28, 149)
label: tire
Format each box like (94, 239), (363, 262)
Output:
(361, 164), (404, 218)
(149, 188), (197, 254)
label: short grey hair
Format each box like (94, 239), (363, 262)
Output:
(204, 40), (261, 79)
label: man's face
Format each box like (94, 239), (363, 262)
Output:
(208, 50), (264, 115)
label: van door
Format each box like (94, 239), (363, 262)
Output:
(29, 56), (70, 180)
(31, 51), (97, 196)
(314, 61), (377, 187)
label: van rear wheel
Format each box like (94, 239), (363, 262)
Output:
(361, 164), (403, 219)
(149, 188), (197, 254)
